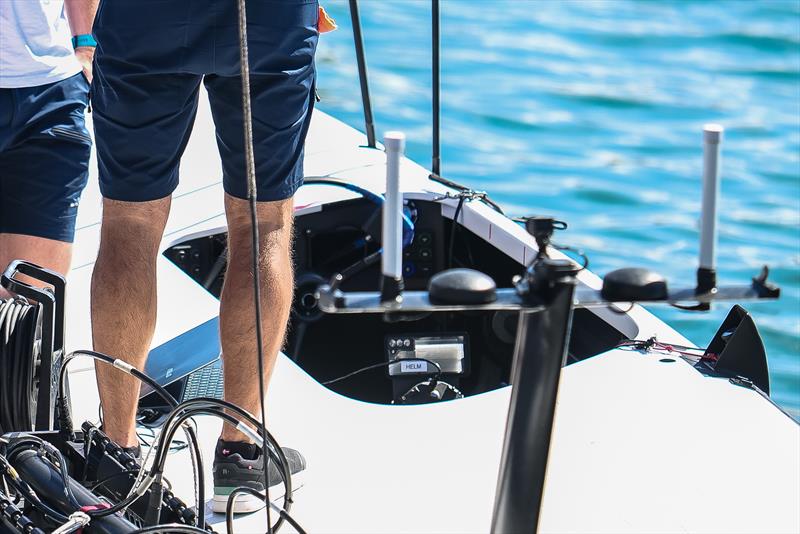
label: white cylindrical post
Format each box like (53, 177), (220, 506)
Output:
(698, 124), (723, 292)
(382, 131), (406, 303)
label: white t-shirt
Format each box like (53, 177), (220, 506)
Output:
(0, 0), (81, 88)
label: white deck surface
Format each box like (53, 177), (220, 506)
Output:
(57, 92), (800, 533)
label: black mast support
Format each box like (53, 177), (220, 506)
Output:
(490, 263), (577, 534)
(349, 0), (376, 148)
(431, 0), (441, 177)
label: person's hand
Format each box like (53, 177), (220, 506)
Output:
(74, 46), (95, 84)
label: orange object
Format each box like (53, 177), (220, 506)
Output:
(318, 5), (337, 33)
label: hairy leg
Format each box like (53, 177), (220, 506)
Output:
(220, 194), (294, 443)
(0, 233), (72, 299)
(91, 197), (171, 447)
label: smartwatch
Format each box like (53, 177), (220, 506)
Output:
(71, 34), (97, 49)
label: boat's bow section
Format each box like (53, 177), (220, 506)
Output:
(55, 97), (799, 533)
(543, 348), (800, 534)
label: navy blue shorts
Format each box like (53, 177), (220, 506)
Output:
(0, 73), (91, 243)
(92, 0), (319, 202)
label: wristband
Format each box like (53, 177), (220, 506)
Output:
(71, 34), (97, 49)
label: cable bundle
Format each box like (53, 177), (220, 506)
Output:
(0, 298), (40, 434)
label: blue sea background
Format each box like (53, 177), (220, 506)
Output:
(315, 0), (800, 419)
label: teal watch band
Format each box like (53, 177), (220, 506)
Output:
(71, 34), (97, 48)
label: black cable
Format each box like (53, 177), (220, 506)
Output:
(448, 195), (466, 269)
(184, 418), (205, 529)
(151, 400), (289, 487)
(148, 406), (293, 532)
(57, 350), (210, 529)
(323, 357), (443, 386)
(0, 298), (39, 434)
(113, 398), (291, 530)
(89, 469), (138, 494)
(552, 243), (589, 272)
(14, 305), (33, 430)
(236, 0), (275, 530)
(59, 350), (207, 528)
(226, 487), (308, 534)
(59, 350), (179, 413)
(136, 427), (187, 452)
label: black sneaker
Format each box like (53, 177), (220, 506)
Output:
(122, 444), (142, 461)
(212, 439), (306, 514)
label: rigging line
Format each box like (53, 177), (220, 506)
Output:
(235, 0), (273, 531)
(348, 0), (376, 148)
(431, 0), (441, 178)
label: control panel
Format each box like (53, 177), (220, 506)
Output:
(385, 333), (469, 376)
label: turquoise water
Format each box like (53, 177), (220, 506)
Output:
(315, 0), (800, 419)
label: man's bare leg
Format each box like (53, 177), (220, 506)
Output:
(91, 197), (171, 447)
(0, 233), (72, 299)
(220, 194), (294, 443)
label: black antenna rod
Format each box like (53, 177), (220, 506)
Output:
(349, 0), (376, 148)
(431, 0), (441, 177)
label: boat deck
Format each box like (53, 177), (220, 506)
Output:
(59, 93), (799, 533)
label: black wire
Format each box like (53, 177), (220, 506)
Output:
(185, 418), (205, 529)
(59, 350), (208, 528)
(151, 406), (292, 532)
(131, 398), (293, 531)
(552, 243), (589, 272)
(226, 487), (308, 534)
(323, 358), (443, 386)
(59, 350), (179, 413)
(448, 196), (466, 269)
(136, 427), (187, 453)
(56, 351), (210, 528)
(89, 469), (139, 494)
(15, 305), (33, 430)
(151, 400), (289, 488)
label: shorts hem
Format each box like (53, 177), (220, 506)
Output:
(99, 181), (178, 203)
(0, 226), (76, 244)
(223, 173), (304, 203)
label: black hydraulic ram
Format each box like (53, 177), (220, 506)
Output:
(10, 448), (138, 533)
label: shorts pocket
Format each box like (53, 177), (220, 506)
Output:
(51, 126), (92, 145)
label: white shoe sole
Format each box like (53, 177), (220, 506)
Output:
(211, 470), (304, 514)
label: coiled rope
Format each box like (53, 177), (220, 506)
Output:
(0, 297), (41, 433)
